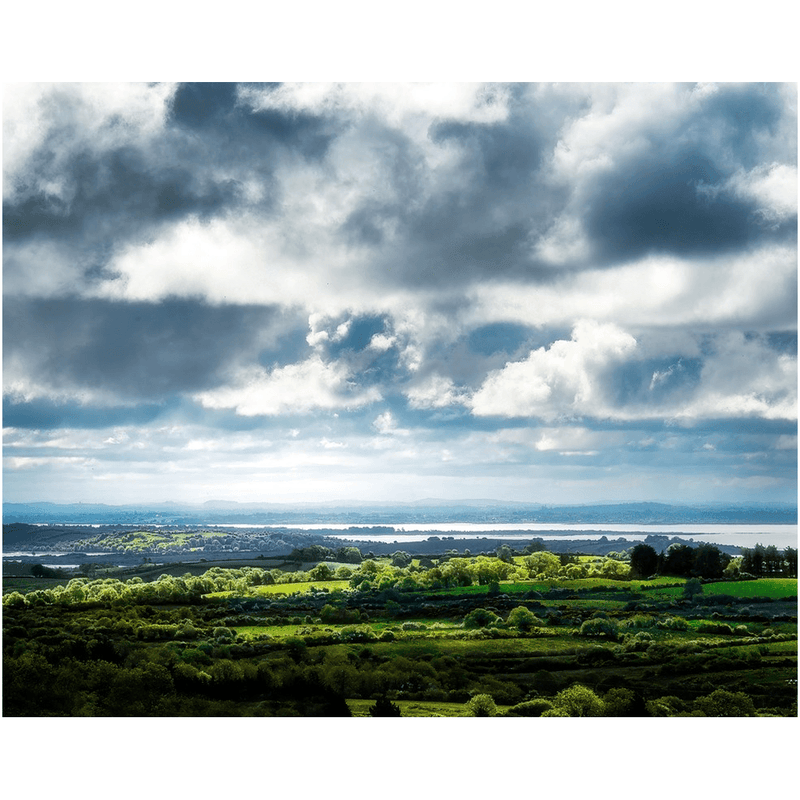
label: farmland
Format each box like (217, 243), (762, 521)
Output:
(3, 539), (796, 717)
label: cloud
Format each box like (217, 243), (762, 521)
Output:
(406, 374), (467, 409)
(3, 297), (292, 405)
(3, 83), (176, 203)
(193, 355), (381, 416)
(465, 244), (797, 331)
(676, 332), (797, 421)
(3, 82), (796, 506)
(710, 163), (797, 226)
(470, 321), (637, 419)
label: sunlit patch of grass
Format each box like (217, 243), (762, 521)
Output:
(346, 698), (513, 717)
(251, 580), (352, 595)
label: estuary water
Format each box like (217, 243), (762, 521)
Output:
(206, 522), (798, 549)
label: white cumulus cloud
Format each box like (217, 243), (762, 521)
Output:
(470, 320), (637, 419)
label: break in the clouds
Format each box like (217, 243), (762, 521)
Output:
(3, 82), (797, 505)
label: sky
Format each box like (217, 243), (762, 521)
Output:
(2, 81), (797, 506)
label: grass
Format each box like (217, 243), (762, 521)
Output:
(703, 578), (797, 598)
(346, 698), (513, 717)
(205, 580), (352, 598)
(646, 578), (797, 600)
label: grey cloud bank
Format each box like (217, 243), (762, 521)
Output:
(3, 82), (797, 506)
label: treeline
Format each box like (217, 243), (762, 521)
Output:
(629, 542), (797, 580)
(4, 551), (634, 609)
(740, 545), (797, 578)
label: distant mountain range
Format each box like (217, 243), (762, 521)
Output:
(2, 500), (796, 525)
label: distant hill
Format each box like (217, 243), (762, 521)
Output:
(2, 500), (796, 526)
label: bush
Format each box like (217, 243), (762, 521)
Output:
(507, 606), (545, 631)
(624, 614), (656, 629)
(656, 616), (689, 631)
(552, 685), (605, 717)
(463, 608), (502, 629)
(622, 631), (655, 651)
(579, 618), (619, 638)
(212, 626), (236, 642)
(369, 696), (402, 716)
(466, 694), (497, 717)
(509, 699), (553, 717)
(694, 689), (757, 717)
(697, 622), (734, 635)
(646, 695), (688, 717)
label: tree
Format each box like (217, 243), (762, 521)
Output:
(466, 694), (497, 717)
(762, 545), (782, 576)
(523, 540), (546, 554)
(661, 543), (694, 576)
(694, 689), (756, 717)
(683, 577), (703, 601)
(693, 544), (724, 579)
(335, 546), (363, 564)
(784, 547), (798, 578)
(369, 696), (402, 717)
(629, 543), (659, 579)
(524, 551), (561, 579)
(390, 551), (412, 568)
(495, 544), (514, 563)
(309, 563), (335, 581)
(552, 685), (605, 717)
(602, 688), (648, 717)
(741, 544), (765, 576)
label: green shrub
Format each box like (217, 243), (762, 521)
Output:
(466, 694), (497, 717)
(646, 695), (687, 717)
(579, 618), (619, 638)
(463, 608), (502, 629)
(509, 699), (553, 717)
(552, 685), (605, 717)
(697, 621), (734, 635)
(507, 606), (546, 630)
(656, 616), (689, 630)
(624, 614), (656, 629)
(694, 689), (757, 717)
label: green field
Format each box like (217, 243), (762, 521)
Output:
(347, 698), (513, 717)
(4, 555), (796, 717)
(644, 578), (797, 599)
(206, 579), (352, 599)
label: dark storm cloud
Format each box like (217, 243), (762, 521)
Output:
(4, 298), (297, 402)
(2, 83), (795, 506)
(171, 82), (336, 159)
(333, 91), (561, 288)
(394, 112), (552, 285)
(700, 83), (789, 168)
(170, 82), (239, 127)
(763, 331), (796, 355)
(3, 144), (242, 243)
(4, 83), (341, 297)
(580, 84), (796, 266)
(335, 83), (795, 290)
(586, 150), (754, 261)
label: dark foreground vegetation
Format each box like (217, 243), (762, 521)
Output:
(3, 541), (797, 717)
